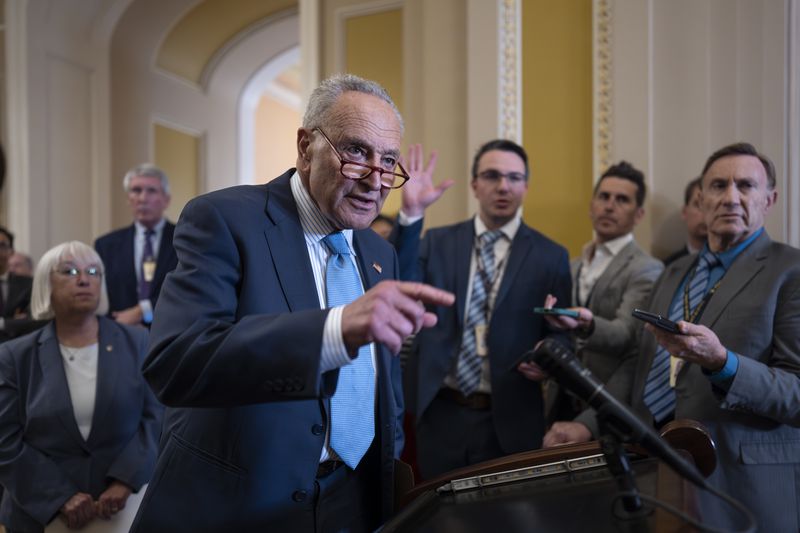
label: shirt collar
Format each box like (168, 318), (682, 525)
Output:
(583, 232), (632, 262)
(290, 171), (355, 252)
(473, 213), (521, 242)
(135, 218), (166, 236)
(706, 227), (764, 270)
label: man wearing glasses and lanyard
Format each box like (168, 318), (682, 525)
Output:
(392, 139), (572, 479)
(544, 142), (800, 532)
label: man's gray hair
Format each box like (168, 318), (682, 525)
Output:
(302, 73), (403, 132)
(123, 163), (171, 196)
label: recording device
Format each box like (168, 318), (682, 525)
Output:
(631, 308), (682, 334)
(528, 338), (708, 489)
(534, 306), (581, 319)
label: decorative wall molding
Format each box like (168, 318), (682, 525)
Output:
(498, 0), (521, 142)
(593, 0), (613, 178)
(333, 0), (403, 73)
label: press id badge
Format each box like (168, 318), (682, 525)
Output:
(143, 258), (156, 282)
(475, 324), (489, 357)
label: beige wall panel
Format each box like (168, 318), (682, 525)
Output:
(153, 124), (200, 224)
(254, 95), (300, 182)
(46, 55), (93, 248)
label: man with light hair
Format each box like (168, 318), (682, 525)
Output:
(131, 74), (454, 532)
(94, 164), (177, 326)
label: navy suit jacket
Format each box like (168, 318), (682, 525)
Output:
(94, 221), (178, 315)
(0, 317), (162, 532)
(131, 171), (404, 532)
(0, 273), (37, 342)
(393, 218), (571, 453)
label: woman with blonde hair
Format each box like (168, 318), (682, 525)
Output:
(0, 241), (162, 532)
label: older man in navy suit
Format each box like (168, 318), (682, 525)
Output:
(392, 140), (572, 479)
(94, 164), (177, 326)
(131, 74), (453, 533)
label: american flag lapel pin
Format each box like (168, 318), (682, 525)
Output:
(372, 262), (382, 274)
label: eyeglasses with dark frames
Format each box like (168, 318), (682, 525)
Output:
(314, 128), (410, 189)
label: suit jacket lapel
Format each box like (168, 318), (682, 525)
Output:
(494, 225), (532, 310)
(123, 224), (137, 278)
(352, 231), (388, 291)
(699, 232), (770, 328)
(262, 173), (321, 312)
(454, 222), (475, 325)
(587, 241), (637, 306)
(37, 325), (89, 450)
(87, 318), (121, 446)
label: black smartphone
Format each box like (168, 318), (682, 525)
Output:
(631, 308), (682, 334)
(534, 307), (580, 319)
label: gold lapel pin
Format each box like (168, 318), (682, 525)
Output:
(372, 262), (382, 274)
(106, 345), (113, 352)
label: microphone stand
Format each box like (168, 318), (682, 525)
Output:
(596, 409), (650, 521)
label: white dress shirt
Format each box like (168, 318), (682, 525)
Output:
(576, 233), (633, 306)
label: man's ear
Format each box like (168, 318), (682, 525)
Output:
(297, 128), (312, 171)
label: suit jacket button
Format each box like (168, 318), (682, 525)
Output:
(311, 424), (325, 436)
(292, 490), (308, 502)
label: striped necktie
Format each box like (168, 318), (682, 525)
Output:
(322, 232), (375, 469)
(456, 230), (504, 395)
(138, 229), (155, 300)
(643, 250), (719, 423)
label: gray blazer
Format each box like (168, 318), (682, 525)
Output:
(627, 232), (800, 531)
(0, 317), (163, 532)
(572, 240), (663, 384)
(550, 240), (661, 423)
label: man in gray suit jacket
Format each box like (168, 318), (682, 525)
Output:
(541, 162), (663, 431)
(546, 142), (800, 531)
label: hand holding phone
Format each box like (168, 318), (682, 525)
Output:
(534, 307), (580, 319)
(631, 308), (682, 334)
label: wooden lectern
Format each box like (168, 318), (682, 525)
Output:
(384, 421), (715, 533)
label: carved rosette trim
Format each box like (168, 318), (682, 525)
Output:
(499, 0), (521, 142)
(594, 0), (613, 174)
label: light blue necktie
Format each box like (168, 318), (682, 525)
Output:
(322, 232), (375, 469)
(456, 230), (504, 395)
(643, 250), (719, 423)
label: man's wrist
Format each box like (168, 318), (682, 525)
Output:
(575, 318), (595, 339)
(397, 210), (423, 226)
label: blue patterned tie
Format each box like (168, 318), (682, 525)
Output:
(456, 230), (504, 395)
(643, 250), (718, 423)
(322, 232), (375, 469)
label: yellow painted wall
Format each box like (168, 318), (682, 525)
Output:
(522, 0), (593, 257)
(255, 95), (300, 183)
(344, 8), (403, 217)
(154, 124), (199, 223)
(157, 0), (296, 84)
